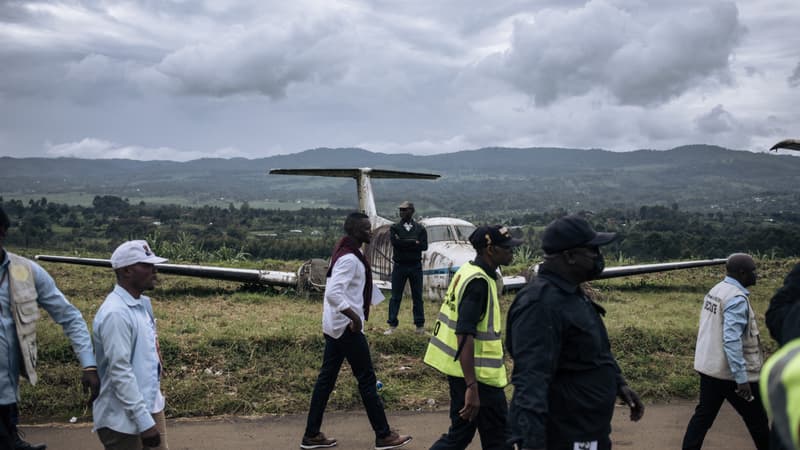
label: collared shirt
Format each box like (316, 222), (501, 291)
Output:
(455, 259), (497, 336)
(0, 251), (95, 404)
(92, 284), (164, 434)
(323, 253), (367, 339)
(720, 276), (751, 384)
(507, 268), (624, 448)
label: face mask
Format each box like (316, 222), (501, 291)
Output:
(589, 253), (605, 278)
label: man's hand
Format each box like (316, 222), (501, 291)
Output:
(141, 425), (161, 448)
(458, 382), (480, 422)
(81, 368), (100, 405)
(735, 383), (754, 402)
(348, 315), (363, 333)
(618, 384), (645, 421)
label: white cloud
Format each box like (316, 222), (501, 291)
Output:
(45, 138), (245, 161)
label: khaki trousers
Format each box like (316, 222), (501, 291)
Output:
(97, 410), (169, 450)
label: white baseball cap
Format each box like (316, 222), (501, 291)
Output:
(110, 240), (168, 269)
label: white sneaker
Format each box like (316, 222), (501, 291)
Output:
(415, 326), (426, 335)
(383, 327), (397, 335)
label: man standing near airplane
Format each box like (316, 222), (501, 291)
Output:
(385, 201), (428, 335)
(0, 206), (100, 450)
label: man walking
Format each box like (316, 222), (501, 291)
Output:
(682, 253), (769, 450)
(301, 212), (411, 450)
(0, 206), (99, 450)
(385, 201), (428, 335)
(92, 240), (169, 450)
(507, 215), (644, 450)
(424, 225), (521, 450)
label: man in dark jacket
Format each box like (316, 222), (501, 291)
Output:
(765, 262), (800, 346)
(506, 215), (644, 450)
(385, 201), (428, 335)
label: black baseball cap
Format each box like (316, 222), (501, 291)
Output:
(469, 225), (523, 250)
(541, 215), (617, 254)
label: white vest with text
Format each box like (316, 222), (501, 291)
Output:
(694, 280), (763, 382)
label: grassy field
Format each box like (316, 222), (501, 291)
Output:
(12, 248), (795, 423)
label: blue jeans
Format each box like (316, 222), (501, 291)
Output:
(387, 263), (425, 327)
(304, 328), (391, 439)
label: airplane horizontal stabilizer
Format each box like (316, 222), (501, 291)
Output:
(269, 168), (440, 180)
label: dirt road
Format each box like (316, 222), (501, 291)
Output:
(22, 401), (758, 449)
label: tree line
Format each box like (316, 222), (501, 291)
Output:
(2, 196), (799, 263)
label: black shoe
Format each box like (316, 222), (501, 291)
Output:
(300, 432), (337, 449)
(15, 431), (47, 450)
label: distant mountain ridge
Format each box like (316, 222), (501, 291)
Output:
(2, 145), (799, 216)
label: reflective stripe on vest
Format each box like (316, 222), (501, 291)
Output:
(423, 263), (507, 388)
(760, 338), (800, 449)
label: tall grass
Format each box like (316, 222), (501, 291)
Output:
(15, 250), (795, 422)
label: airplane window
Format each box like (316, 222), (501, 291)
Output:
(454, 225), (476, 241)
(427, 225), (451, 243)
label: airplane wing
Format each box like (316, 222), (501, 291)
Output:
(35, 255), (298, 287)
(770, 139), (800, 152)
(269, 168), (440, 180)
(501, 258), (727, 292)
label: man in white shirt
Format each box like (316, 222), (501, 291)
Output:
(301, 212), (412, 450)
(92, 240), (168, 450)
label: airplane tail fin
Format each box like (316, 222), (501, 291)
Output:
(269, 168), (440, 227)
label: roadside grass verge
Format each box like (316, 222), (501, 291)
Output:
(14, 251), (794, 422)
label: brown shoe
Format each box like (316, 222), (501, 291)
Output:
(375, 431), (412, 450)
(300, 432), (337, 449)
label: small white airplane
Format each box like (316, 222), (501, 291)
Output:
(37, 167), (727, 299)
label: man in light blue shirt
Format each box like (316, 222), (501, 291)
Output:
(683, 253), (769, 450)
(0, 206), (99, 450)
(93, 240), (168, 450)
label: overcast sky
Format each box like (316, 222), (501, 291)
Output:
(1, 0), (798, 161)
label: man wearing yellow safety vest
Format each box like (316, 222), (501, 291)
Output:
(761, 337), (800, 450)
(424, 224), (521, 450)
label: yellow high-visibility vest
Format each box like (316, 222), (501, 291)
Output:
(423, 262), (507, 388)
(761, 337), (800, 450)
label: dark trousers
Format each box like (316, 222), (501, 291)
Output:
(304, 328), (390, 439)
(430, 377), (511, 450)
(0, 403), (16, 450)
(682, 373), (770, 450)
(387, 263), (425, 327)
